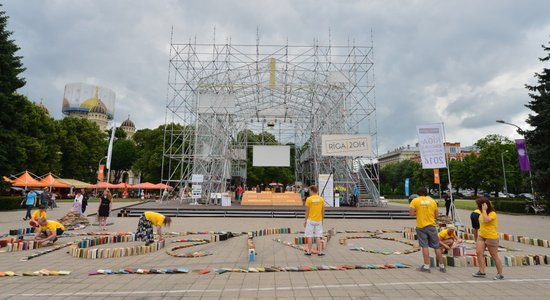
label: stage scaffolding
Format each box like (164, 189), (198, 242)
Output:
(162, 32), (381, 206)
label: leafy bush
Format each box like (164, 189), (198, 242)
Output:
(492, 199), (526, 214)
(0, 196), (24, 211)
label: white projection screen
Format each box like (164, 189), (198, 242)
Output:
(252, 145), (290, 167)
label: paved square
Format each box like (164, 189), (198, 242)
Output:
(2, 202), (550, 299)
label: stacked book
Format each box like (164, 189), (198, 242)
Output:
(402, 227), (417, 240)
(430, 255), (495, 268)
(68, 240), (165, 259)
(248, 228), (292, 238)
(503, 254), (550, 267)
(8, 228), (35, 236)
(248, 238), (256, 262)
(0, 240), (40, 252)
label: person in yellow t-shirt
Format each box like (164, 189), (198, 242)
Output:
(304, 185), (325, 256)
(29, 205), (47, 228)
(136, 211), (172, 245)
(438, 225), (458, 253)
(472, 197), (504, 280)
(409, 187), (445, 273)
(32, 217), (65, 245)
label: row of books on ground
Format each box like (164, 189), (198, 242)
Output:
(75, 234), (138, 249)
(0, 239), (41, 252)
(68, 240), (165, 259)
(248, 228), (292, 238)
(430, 254), (550, 267)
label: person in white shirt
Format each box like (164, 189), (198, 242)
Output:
(72, 190), (85, 216)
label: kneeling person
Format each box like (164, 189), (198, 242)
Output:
(33, 217), (65, 245)
(136, 211), (172, 245)
(438, 225), (458, 254)
(29, 205), (47, 228)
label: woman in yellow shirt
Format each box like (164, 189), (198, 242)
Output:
(472, 197), (504, 280)
(135, 211), (172, 246)
(29, 205), (47, 228)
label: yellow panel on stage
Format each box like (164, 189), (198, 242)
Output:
(242, 191), (302, 206)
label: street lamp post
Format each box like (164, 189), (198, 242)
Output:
(501, 151), (508, 195)
(495, 120), (535, 196)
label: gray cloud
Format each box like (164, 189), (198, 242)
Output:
(3, 0), (550, 153)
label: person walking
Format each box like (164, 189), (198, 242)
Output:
(81, 189), (89, 214)
(135, 211), (172, 246)
(236, 184), (243, 203)
(304, 185), (325, 256)
(472, 197), (504, 280)
(22, 189), (37, 221)
(40, 187), (50, 209)
(98, 189), (113, 231)
(409, 187), (446, 273)
(443, 192), (452, 217)
(72, 190), (84, 216)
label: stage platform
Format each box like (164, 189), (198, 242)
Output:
(118, 201), (413, 219)
(241, 191), (302, 206)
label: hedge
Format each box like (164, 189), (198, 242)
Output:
(0, 196), (24, 211)
(492, 199), (526, 214)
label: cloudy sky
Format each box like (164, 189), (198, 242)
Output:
(3, 0), (550, 153)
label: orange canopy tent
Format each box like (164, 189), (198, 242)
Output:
(154, 183), (172, 189)
(95, 182), (115, 189)
(2, 176), (14, 183)
(110, 182), (127, 189)
(11, 171), (44, 188)
(130, 182), (159, 189)
(39, 173), (71, 188)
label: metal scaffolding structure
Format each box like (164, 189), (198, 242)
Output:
(162, 32), (380, 206)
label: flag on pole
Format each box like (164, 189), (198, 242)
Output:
(97, 164), (105, 181)
(434, 169), (440, 184)
(515, 139), (530, 172)
(106, 123), (116, 171)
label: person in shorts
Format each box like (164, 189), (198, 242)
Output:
(409, 187), (445, 273)
(304, 185), (325, 256)
(470, 207), (481, 241)
(472, 197), (504, 280)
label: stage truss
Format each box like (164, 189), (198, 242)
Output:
(162, 32), (380, 205)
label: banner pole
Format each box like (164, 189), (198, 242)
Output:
(441, 122), (462, 226)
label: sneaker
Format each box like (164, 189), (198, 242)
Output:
(304, 252), (312, 256)
(318, 252), (325, 257)
(439, 266), (446, 273)
(416, 266), (430, 273)
(472, 271), (486, 277)
(493, 274), (504, 280)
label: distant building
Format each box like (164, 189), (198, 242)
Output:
(121, 116), (136, 139)
(379, 142), (480, 168)
(61, 83), (115, 131)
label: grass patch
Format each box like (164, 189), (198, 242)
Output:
(389, 199), (478, 210)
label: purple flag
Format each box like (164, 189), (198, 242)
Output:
(515, 139), (530, 172)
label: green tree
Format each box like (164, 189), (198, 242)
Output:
(525, 39), (550, 199)
(0, 6), (27, 176)
(58, 117), (107, 182)
(475, 134), (514, 195)
(111, 139), (137, 183)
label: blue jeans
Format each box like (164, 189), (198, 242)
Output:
(25, 205), (33, 219)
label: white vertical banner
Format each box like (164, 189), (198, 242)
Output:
(318, 174), (335, 207)
(416, 123), (447, 169)
(106, 122), (117, 170)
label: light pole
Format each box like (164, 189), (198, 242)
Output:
(501, 150), (508, 195)
(495, 120), (535, 196)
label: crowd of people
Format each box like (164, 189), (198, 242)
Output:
(17, 184), (506, 280)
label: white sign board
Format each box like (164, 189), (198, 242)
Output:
(191, 174), (204, 183)
(321, 135), (372, 157)
(252, 145), (290, 167)
(191, 184), (202, 199)
(318, 174), (335, 207)
(416, 123), (447, 169)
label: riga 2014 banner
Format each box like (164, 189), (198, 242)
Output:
(416, 123), (447, 169)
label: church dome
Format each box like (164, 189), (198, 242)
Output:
(121, 117), (135, 128)
(90, 104), (107, 114)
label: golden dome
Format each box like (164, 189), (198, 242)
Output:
(80, 86), (108, 111)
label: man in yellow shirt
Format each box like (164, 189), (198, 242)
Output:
(438, 225), (458, 253)
(29, 205), (47, 228)
(33, 217), (65, 245)
(409, 187), (445, 273)
(304, 185), (325, 256)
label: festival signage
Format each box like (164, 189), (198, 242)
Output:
(321, 135), (371, 157)
(191, 174), (204, 183)
(416, 123), (447, 169)
(515, 139), (531, 172)
(318, 174), (335, 207)
(191, 185), (202, 199)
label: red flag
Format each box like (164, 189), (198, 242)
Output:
(434, 169), (440, 184)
